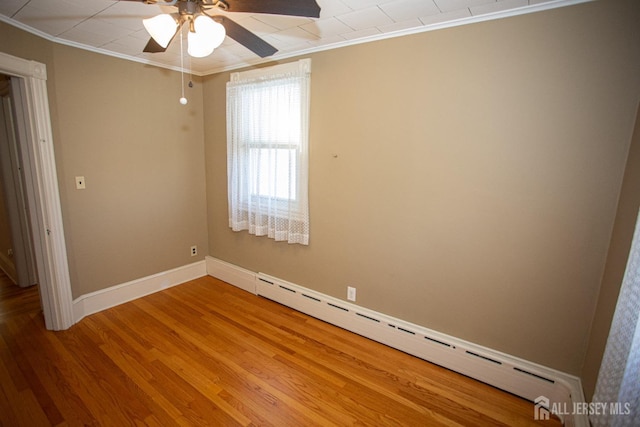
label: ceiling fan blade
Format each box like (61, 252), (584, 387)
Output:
(216, 16), (277, 58)
(143, 37), (167, 53)
(224, 0), (321, 18)
(143, 23), (180, 53)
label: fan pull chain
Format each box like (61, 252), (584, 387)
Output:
(188, 46), (194, 88)
(179, 29), (188, 105)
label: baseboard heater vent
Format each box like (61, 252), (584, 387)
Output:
(327, 302), (349, 312)
(356, 313), (380, 323)
(255, 271), (587, 427)
(514, 367), (556, 384)
(465, 350), (502, 365)
(302, 293), (321, 303)
(426, 336), (454, 348)
(279, 285), (296, 293)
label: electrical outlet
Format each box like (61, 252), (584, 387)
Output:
(347, 286), (356, 302)
(190, 245), (197, 256)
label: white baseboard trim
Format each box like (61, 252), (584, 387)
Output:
(206, 256), (256, 294)
(72, 260), (207, 323)
(206, 256), (588, 427)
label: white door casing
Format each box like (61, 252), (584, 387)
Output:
(0, 51), (73, 330)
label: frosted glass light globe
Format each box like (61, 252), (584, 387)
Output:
(142, 14), (178, 48)
(188, 16), (226, 58)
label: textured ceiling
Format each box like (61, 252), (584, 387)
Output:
(0, 0), (586, 75)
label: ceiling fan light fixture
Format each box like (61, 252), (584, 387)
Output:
(187, 15), (226, 58)
(143, 14), (178, 48)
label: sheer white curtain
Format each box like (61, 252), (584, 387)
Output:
(591, 210), (640, 426)
(227, 59), (310, 245)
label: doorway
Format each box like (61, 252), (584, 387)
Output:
(0, 73), (40, 320)
(0, 51), (73, 330)
(0, 74), (38, 287)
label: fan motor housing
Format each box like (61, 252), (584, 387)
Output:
(179, 1), (200, 16)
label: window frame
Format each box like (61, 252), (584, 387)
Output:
(227, 59), (311, 238)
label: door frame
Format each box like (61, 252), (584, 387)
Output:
(1, 83), (38, 288)
(0, 51), (73, 330)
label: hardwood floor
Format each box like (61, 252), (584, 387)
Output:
(0, 270), (40, 322)
(0, 275), (561, 426)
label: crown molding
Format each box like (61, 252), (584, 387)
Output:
(1, 0), (592, 77)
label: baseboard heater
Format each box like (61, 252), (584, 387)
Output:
(255, 272), (587, 427)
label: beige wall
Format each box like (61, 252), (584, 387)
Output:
(0, 22), (209, 298)
(204, 0), (640, 375)
(581, 103), (640, 399)
(1, 0), (639, 388)
(51, 45), (209, 296)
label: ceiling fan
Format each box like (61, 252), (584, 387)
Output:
(118, 0), (322, 58)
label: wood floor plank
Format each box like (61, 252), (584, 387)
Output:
(0, 383), (20, 427)
(132, 297), (327, 426)
(90, 336), (185, 427)
(202, 297), (444, 423)
(2, 315), (95, 426)
(109, 299), (268, 426)
(80, 314), (187, 427)
(0, 272), (40, 322)
(192, 280), (547, 426)
(0, 275), (562, 426)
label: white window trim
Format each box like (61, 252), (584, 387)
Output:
(227, 59), (311, 245)
(230, 58), (311, 82)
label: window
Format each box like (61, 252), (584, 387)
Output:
(226, 59), (311, 245)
